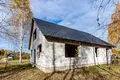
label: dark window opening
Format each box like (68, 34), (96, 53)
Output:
(95, 47), (98, 57)
(38, 44), (42, 52)
(65, 44), (78, 57)
(33, 29), (37, 41)
(31, 50), (32, 56)
(106, 48), (109, 64)
(34, 49), (36, 64)
(106, 48), (109, 51)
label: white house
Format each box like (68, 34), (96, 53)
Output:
(29, 18), (114, 73)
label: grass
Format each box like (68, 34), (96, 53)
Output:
(0, 59), (30, 69)
(0, 60), (120, 80)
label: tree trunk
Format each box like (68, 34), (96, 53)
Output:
(19, 20), (23, 63)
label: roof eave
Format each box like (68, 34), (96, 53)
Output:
(28, 18), (34, 50)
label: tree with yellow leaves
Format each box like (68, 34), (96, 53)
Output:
(108, 3), (120, 54)
(10, 0), (32, 63)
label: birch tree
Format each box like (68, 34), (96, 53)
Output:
(10, 0), (32, 63)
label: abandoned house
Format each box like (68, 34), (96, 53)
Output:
(29, 18), (114, 73)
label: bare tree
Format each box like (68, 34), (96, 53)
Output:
(91, 0), (120, 48)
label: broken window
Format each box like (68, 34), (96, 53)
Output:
(65, 44), (78, 57)
(33, 29), (37, 41)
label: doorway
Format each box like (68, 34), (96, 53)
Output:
(34, 49), (36, 64)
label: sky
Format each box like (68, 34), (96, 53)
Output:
(30, 0), (117, 40)
(0, 0), (117, 51)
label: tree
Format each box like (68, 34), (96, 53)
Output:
(9, 0), (32, 63)
(108, 2), (120, 54)
(91, 0), (120, 54)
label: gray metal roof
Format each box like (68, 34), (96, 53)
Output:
(34, 18), (113, 47)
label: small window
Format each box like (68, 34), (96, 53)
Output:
(34, 49), (36, 55)
(65, 44), (78, 57)
(95, 47), (98, 57)
(31, 50), (32, 56)
(38, 44), (42, 52)
(33, 29), (37, 41)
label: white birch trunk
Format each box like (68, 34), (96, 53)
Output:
(19, 8), (24, 63)
(19, 1), (25, 63)
(19, 21), (23, 63)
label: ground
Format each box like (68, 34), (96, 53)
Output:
(0, 59), (120, 80)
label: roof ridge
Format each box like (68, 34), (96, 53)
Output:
(33, 18), (114, 47)
(34, 18), (106, 42)
(34, 18), (89, 34)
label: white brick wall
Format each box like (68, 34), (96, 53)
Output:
(30, 22), (112, 72)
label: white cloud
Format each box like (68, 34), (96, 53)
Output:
(30, 0), (90, 21)
(30, 0), (116, 41)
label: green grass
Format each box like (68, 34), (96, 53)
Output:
(0, 59), (30, 69)
(0, 60), (120, 80)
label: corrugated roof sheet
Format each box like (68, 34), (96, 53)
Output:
(34, 18), (113, 47)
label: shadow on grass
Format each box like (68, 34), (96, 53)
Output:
(0, 63), (33, 79)
(64, 66), (108, 80)
(44, 72), (55, 80)
(63, 69), (71, 80)
(96, 65), (120, 78)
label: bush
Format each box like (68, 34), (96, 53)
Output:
(111, 59), (120, 65)
(22, 53), (30, 59)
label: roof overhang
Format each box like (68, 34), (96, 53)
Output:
(28, 18), (34, 50)
(45, 35), (115, 48)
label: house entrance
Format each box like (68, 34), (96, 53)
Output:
(34, 49), (36, 64)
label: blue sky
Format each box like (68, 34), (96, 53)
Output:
(0, 0), (117, 51)
(30, 0), (117, 40)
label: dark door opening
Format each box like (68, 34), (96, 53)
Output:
(65, 44), (78, 57)
(106, 48), (109, 64)
(34, 49), (36, 64)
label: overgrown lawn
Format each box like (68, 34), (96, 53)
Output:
(0, 60), (120, 80)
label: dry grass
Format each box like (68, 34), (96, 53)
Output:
(0, 60), (120, 80)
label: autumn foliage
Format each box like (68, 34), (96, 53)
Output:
(108, 3), (120, 54)
(0, 48), (30, 60)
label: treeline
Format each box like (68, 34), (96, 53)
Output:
(0, 48), (30, 60)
